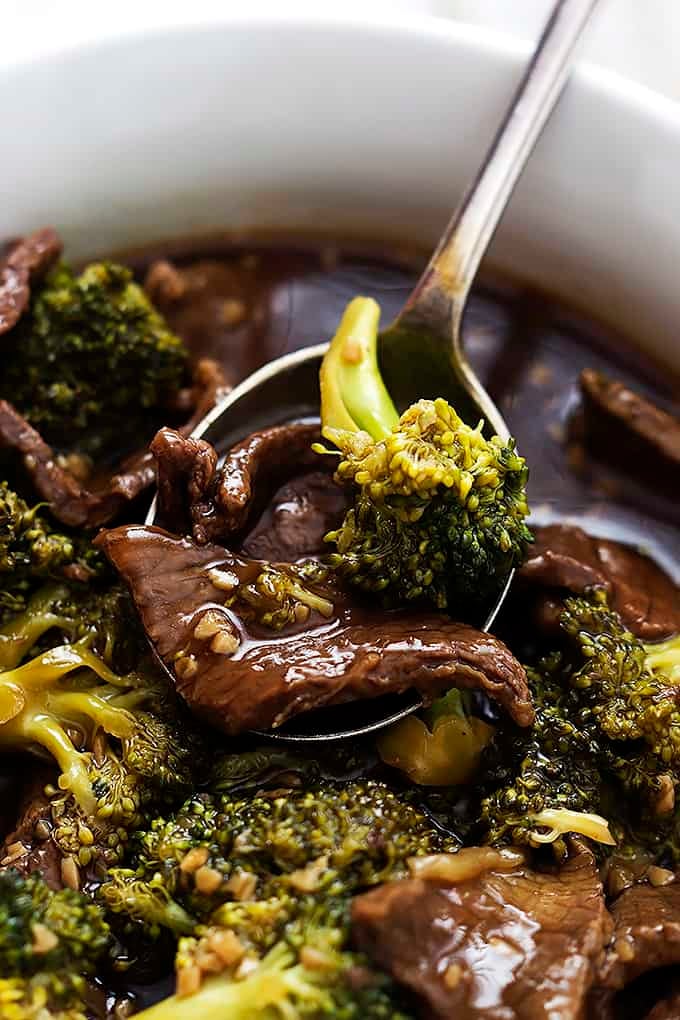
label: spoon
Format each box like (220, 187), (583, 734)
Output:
(149, 0), (601, 742)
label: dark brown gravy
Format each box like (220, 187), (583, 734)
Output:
(126, 234), (680, 586)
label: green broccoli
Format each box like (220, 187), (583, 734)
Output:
(135, 937), (412, 1020)
(477, 652), (613, 848)
(0, 633), (202, 870)
(0, 260), (187, 458)
(210, 560), (335, 632)
(0, 579), (142, 672)
(50, 682), (203, 871)
(475, 595), (680, 852)
(0, 584), (76, 670)
(0, 643), (140, 815)
(104, 778), (430, 1019)
(0, 482), (101, 624)
(97, 870), (197, 937)
(561, 595), (680, 762)
(0, 869), (110, 1020)
(100, 779), (452, 942)
(0, 517), (205, 874)
(317, 297), (532, 613)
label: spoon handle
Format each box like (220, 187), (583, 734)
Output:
(402, 0), (601, 330)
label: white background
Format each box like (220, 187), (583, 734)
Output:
(1, 1), (679, 102)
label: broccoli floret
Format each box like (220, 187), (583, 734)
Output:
(0, 643), (140, 815)
(561, 595), (680, 762)
(213, 560), (335, 632)
(478, 653), (613, 848)
(135, 937), (412, 1020)
(98, 871), (197, 937)
(0, 579), (141, 673)
(0, 260), (187, 458)
(475, 596), (680, 852)
(49, 684), (204, 871)
(99, 779), (452, 946)
(0, 482), (101, 624)
(0, 634), (202, 869)
(0, 483), (76, 582)
(107, 779), (426, 1018)
(0, 524), (204, 873)
(0, 869), (109, 1019)
(318, 297), (532, 613)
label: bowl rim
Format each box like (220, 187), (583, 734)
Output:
(3, 9), (680, 135)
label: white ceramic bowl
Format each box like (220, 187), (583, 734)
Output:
(2, 13), (680, 372)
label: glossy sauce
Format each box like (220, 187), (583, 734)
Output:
(100, 236), (680, 1016)
(127, 235), (680, 584)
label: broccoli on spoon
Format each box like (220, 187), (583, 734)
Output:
(318, 296), (533, 616)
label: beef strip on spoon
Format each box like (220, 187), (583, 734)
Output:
(95, 524), (532, 737)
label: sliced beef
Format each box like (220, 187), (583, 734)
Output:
(0, 399), (153, 528)
(0, 360), (227, 529)
(580, 369), (680, 487)
(0, 766), (64, 890)
(216, 423), (327, 538)
(151, 422), (331, 546)
(0, 227), (62, 336)
(520, 524), (680, 640)
(152, 428), (219, 538)
(598, 881), (680, 990)
(351, 845), (610, 1020)
(241, 470), (348, 561)
(96, 525), (532, 736)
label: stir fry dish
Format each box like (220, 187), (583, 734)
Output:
(0, 227), (679, 1020)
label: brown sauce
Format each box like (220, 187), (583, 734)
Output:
(126, 234), (680, 585)
(3, 229), (679, 1019)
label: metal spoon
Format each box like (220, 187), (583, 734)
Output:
(149, 0), (601, 742)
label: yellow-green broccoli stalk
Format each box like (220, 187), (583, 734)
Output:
(645, 632), (680, 685)
(0, 643), (137, 815)
(377, 689), (494, 786)
(135, 938), (413, 1020)
(0, 635), (202, 869)
(318, 297), (532, 612)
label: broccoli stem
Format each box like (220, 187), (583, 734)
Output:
(319, 297), (399, 440)
(285, 580), (334, 619)
(135, 945), (313, 1020)
(645, 634), (680, 684)
(49, 690), (136, 739)
(11, 644), (120, 690)
(0, 644), (141, 815)
(0, 584), (73, 670)
(22, 714), (97, 814)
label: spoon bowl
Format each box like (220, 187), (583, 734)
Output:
(148, 0), (600, 742)
(155, 340), (514, 743)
